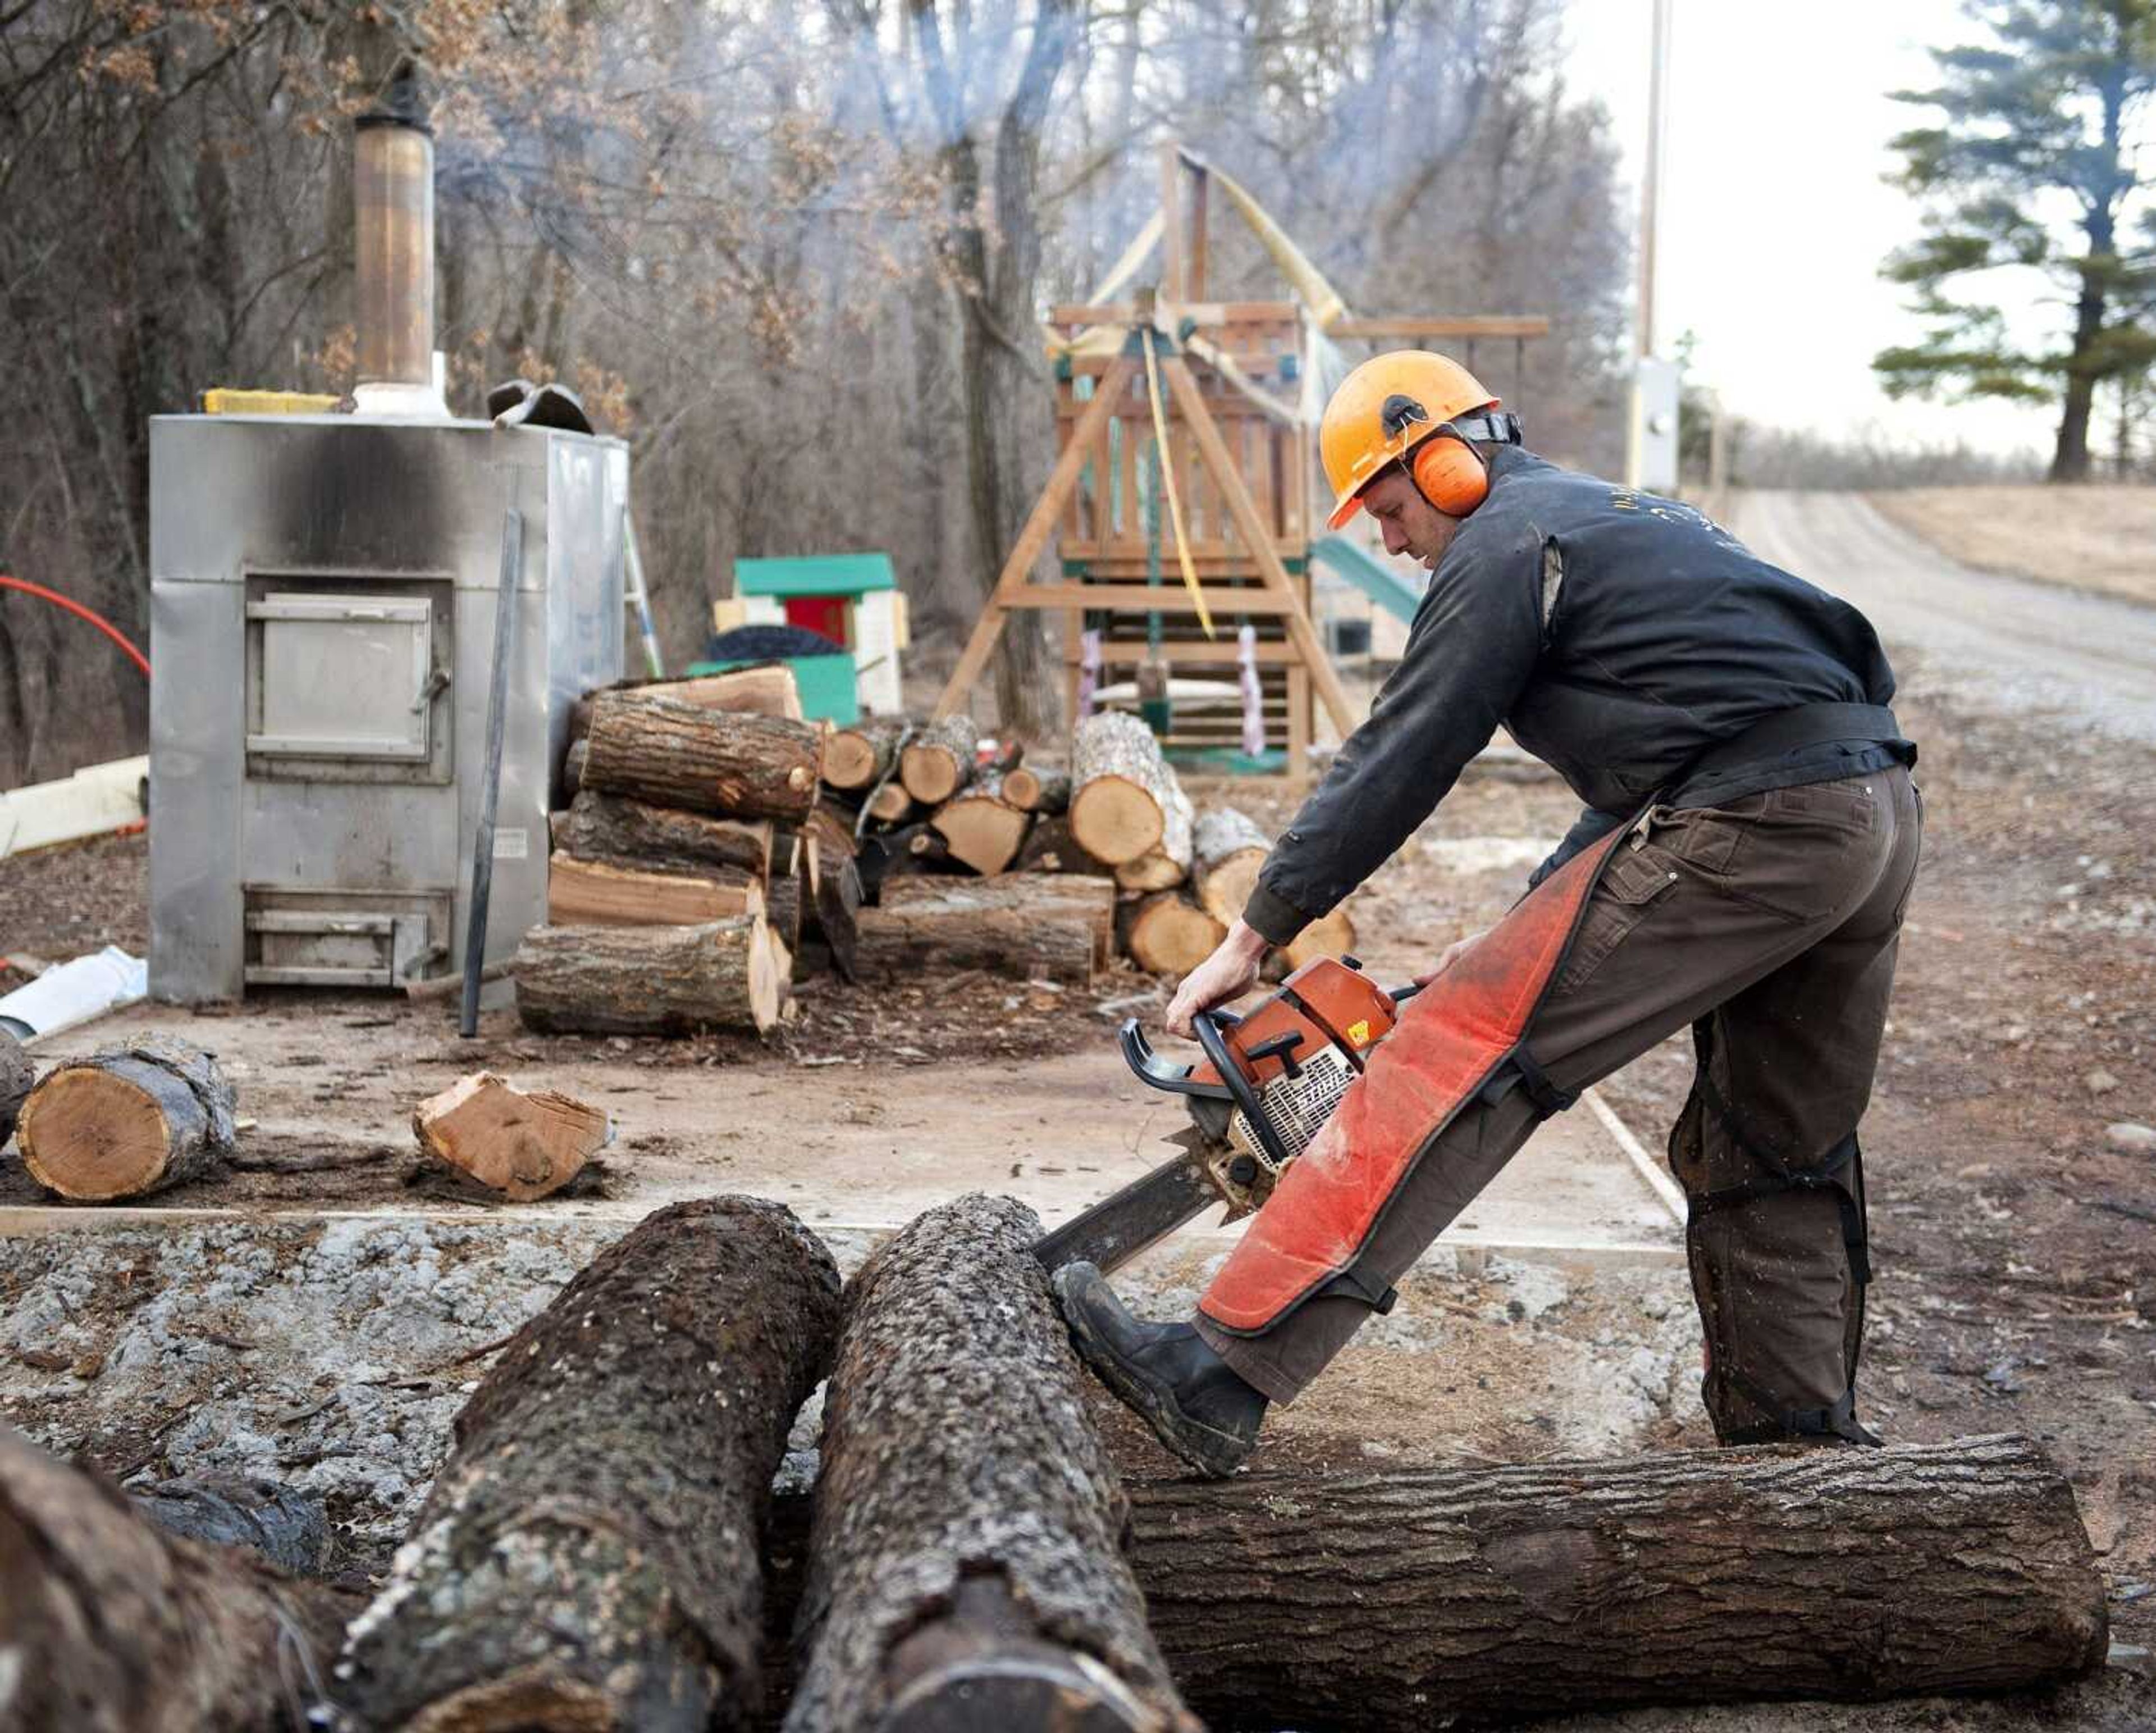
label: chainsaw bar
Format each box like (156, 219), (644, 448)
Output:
(1032, 1127), (1224, 1276)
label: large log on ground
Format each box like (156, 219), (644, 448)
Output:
(1, 1028), (32, 1147)
(1071, 711), (1185, 866)
(1, 1424), (349, 1733)
(548, 854), (765, 926)
(856, 875), (1114, 984)
(1191, 806), (1270, 928)
(1002, 764), (1070, 815)
(823, 716), (908, 792)
(131, 1470), (328, 1575)
(555, 790), (774, 878)
(17, 1036), (235, 1201)
(571, 665), (804, 742)
(929, 773), (1032, 875)
(1121, 1434), (2107, 1727)
(413, 1071), (613, 1201)
(339, 1197), (843, 1732)
(584, 690), (825, 823)
(897, 713), (977, 805)
(513, 919), (787, 1036)
(1120, 891), (1226, 975)
(785, 1194), (1198, 1733)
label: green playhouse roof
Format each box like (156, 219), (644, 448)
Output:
(735, 553), (896, 597)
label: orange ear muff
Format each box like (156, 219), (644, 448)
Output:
(1409, 431), (1490, 518)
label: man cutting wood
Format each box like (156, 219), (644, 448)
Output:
(1055, 349), (1921, 1476)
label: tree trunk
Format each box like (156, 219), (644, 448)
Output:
(784, 1194), (1198, 1733)
(413, 1071), (611, 1202)
(17, 1036), (235, 1201)
(1, 1028), (33, 1148)
(0, 1425), (349, 1733)
(856, 875), (1113, 984)
(1002, 765), (1070, 814)
(548, 855), (765, 927)
(1125, 1434), (2107, 1727)
(512, 920), (786, 1036)
(2051, 217), (2113, 483)
(1192, 807), (1270, 928)
(1071, 711), (1186, 866)
(823, 717), (908, 792)
(897, 713), (977, 805)
(339, 1198), (843, 1733)
(555, 791), (774, 878)
(1119, 892), (1225, 975)
(930, 773), (1033, 874)
(584, 691), (825, 823)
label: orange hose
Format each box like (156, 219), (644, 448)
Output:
(0, 575), (150, 678)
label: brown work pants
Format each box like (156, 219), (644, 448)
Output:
(1196, 765), (1922, 1443)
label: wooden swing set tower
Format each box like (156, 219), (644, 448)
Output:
(933, 145), (1547, 777)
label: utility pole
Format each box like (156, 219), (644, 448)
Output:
(1628, 0), (1677, 490)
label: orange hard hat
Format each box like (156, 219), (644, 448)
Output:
(1318, 350), (1499, 529)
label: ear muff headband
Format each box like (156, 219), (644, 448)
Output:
(1409, 421), (1492, 518)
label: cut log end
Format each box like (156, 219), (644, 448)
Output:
(1284, 905), (1356, 969)
(1070, 775), (1164, 866)
(21, 1069), (172, 1199)
(1121, 894), (1225, 976)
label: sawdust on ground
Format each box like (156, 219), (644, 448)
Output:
(1870, 484), (2156, 605)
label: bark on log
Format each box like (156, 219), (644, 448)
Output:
(823, 717), (908, 792)
(555, 791), (774, 879)
(808, 856), (862, 984)
(897, 714), (977, 805)
(131, 1471), (328, 1575)
(802, 801), (858, 865)
(1191, 807), (1270, 929)
(572, 666), (804, 742)
(548, 855), (765, 927)
(1071, 712), (1185, 867)
(584, 691), (825, 824)
(339, 1197), (843, 1733)
(930, 774), (1033, 875)
(1122, 1434), (2107, 1727)
(1002, 765), (1071, 815)
(1013, 813), (1109, 877)
(0, 1424), (348, 1733)
(766, 842), (806, 957)
(1112, 777), (1194, 892)
(17, 1036), (236, 1202)
(1120, 892), (1226, 975)
(413, 1071), (613, 1201)
(1, 1028), (33, 1148)
(513, 920), (786, 1036)
(857, 876), (1114, 984)
(562, 737), (589, 800)
(785, 1194), (1198, 1733)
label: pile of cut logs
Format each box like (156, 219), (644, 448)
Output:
(2, 1191), (2111, 1731)
(518, 673), (1357, 1038)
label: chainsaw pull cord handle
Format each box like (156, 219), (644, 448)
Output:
(1192, 1009), (1299, 1173)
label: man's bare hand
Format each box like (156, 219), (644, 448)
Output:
(1415, 928), (1486, 988)
(1166, 920), (1271, 1038)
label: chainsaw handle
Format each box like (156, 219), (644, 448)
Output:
(1193, 1009), (1297, 1173)
(1118, 1017), (1232, 1101)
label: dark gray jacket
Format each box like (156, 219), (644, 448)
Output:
(1244, 449), (1911, 945)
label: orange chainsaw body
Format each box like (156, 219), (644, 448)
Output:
(1185, 956), (1403, 1092)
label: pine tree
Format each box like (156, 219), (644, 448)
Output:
(1875, 1), (2156, 480)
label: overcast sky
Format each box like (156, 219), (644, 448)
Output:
(1564, 0), (2068, 457)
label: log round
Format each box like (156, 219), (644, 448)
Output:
(865, 781), (916, 824)
(1069, 711), (1181, 866)
(824, 717), (908, 791)
(898, 714), (978, 805)
(1123, 1435), (2108, 1728)
(784, 1194), (1198, 1733)
(1191, 807), (1270, 929)
(1002, 766), (1071, 815)
(584, 691), (825, 824)
(338, 1197), (843, 1733)
(1, 1028), (33, 1148)
(1283, 904), (1357, 970)
(1120, 892), (1226, 975)
(930, 773), (1033, 875)
(512, 919), (785, 1036)
(555, 791), (774, 879)
(17, 1036), (236, 1202)
(0, 1424), (350, 1733)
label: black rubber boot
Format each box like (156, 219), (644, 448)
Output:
(1050, 1261), (1267, 1477)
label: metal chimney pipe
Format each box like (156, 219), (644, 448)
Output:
(354, 61), (441, 410)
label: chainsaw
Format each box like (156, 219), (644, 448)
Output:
(1034, 956), (1422, 1274)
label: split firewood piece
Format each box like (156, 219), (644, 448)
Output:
(1283, 902), (1357, 970)
(1, 1029), (33, 1148)
(1123, 1434), (2108, 1727)
(548, 855), (765, 927)
(412, 1072), (612, 1202)
(1192, 806), (1271, 928)
(802, 799), (859, 865)
(823, 716), (909, 792)
(339, 1197), (843, 1733)
(555, 790), (774, 879)
(571, 664), (804, 742)
(897, 714), (977, 805)
(1119, 892), (1227, 975)
(766, 833), (807, 956)
(513, 919), (787, 1036)
(1012, 813), (1109, 877)
(17, 1036), (235, 1202)
(784, 1194), (1199, 1733)
(1002, 764), (1071, 815)
(0, 1425), (350, 1733)
(929, 773), (1033, 875)
(808, 855), (864, 984)
(1071, 710), (1186, 866)
(1111, 777), (1194, 892)
(857, 875), (1114, 984)
(583, 690), (825, 824)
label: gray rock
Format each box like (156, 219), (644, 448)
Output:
(2105, 1121), (2156, 1153)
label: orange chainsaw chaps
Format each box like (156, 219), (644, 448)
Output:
(1198, 827), (1628, 1334)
